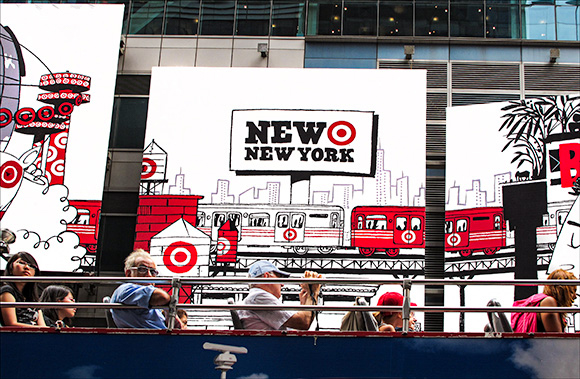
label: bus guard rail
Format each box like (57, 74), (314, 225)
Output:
(1, 276), (578, 332)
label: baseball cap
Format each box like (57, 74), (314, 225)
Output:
(377, 292), (404, 316)
(248, 260), (290, 278)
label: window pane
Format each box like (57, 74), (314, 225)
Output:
(522, 2), (556, 40)
(236, 0), (271, 36)
(486, 4), (521, 38)
(165, 0), (200, 35)
(109, 97), (148, 149)
(307, 0), (342, 36)
(128, 1), (165, 35)
(556, 1), (580, 41)
(272, 1), (306, 36)
(200, 0), (235, 35)
(450, 1), (484, 37)
(343, 1), (377, 36)
(416, 1), (449, 36)
(379, 1), (413, 36)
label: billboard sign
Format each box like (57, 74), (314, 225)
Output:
(230, 109), (377, 175)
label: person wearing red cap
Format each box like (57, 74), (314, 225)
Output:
(373, 292), (417, 332)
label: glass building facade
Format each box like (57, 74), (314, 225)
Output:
(2, 0), (579, 40)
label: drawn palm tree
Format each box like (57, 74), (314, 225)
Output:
(499, 95), (580, 180)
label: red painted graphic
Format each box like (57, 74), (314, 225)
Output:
(163, 241), (198, 274)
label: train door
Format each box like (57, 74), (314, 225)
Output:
(445, 217), (469, 248)
(393, 214), (424, 245)
(274, 212), (305, 243)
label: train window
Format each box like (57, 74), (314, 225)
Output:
(249, 213), (270, 227)
(309, 213), (329, 218)
(411, 217), (422, 231)
(330, 213), (339, 228)
(228, 212), (241, 227)
(213, 213), (226, 227)
(445, 221), (453, 234)
(557, 211), (568, 226)
(197, 212), (206, 227)
(542, 214), (549, 226)
(457, 219), (468, 232)
(292, 214), (305, 228)
(367, 215), (387, 230)
(396, 217), (407, 231)
(277, 214), (289, 228)
(473, 217), (489, 221)
(494, 215), (501, 230)
(357, 215), (364, 229)
(71, 209), (90, 225)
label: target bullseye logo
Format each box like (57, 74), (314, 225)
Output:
(447, 233), (461, 247)
(163, 241), (198, 274)
(0, 161), (23, 189)
(283, 228), (297, 241)
(401, 230), (416, 244)
(328, 121), (356, 146)
(216, 237), (230, 255)
(0, 108), (13, 127)
(141, 158), (157, 179)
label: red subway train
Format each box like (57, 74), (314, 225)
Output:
(66, 200), (101, 252)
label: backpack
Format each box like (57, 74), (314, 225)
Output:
(511, 293), (548, 333)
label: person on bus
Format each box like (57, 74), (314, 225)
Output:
(0, 252), (46, 327)
(511, 269), (577, 333)
(238, 260), (322, 330)
(40, 285), (76, 327)
(110, 249), (183, 329)
(373, 292), (417, 332)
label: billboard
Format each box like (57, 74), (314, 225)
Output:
(0, 4), (123, 272)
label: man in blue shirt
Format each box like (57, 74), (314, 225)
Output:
(110, 249), (181, 329)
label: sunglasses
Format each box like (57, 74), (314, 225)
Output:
(15, 260), (38, 271)
(130, 266), (159, 277)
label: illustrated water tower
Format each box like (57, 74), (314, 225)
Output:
(140, 139), (168, 195)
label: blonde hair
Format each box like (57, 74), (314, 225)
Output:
(124, 249), (150, 271)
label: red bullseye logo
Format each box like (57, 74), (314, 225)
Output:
(328, 121), (356, 146)
(283, 228), (297, 241)
(447, 233), (461, 247)
(163, 241), (198, 274)
(15, 108), (35, 125)
(141, 158), (157, 179)
(0, 108), (13, 127)
(0, 161), (23, 189)
(401, 230), (416, 244)
(216, 237), (230, 254)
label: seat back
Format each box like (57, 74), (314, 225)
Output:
(102, 296), (117, 328)
(485, 298), (513, 332)
(228, 298), (244, 330)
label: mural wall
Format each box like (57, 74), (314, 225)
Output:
(0, 4), (123, 272)
(445, 95), (580, 332)
(138, 67), (427, 329)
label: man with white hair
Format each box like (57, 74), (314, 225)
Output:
(110, 249), (182, 329)
(238, 260), (322, 330)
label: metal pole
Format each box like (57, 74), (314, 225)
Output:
(402, 279), (412, 334)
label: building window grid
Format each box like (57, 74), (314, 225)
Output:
(43, 0), (573, 40)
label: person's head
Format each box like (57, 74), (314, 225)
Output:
(177, 309), (188, 328)
(248, 260), (290, 298)
(375, 292), (404, 327)
(544, 269), (578, 308)
(4, 252), (41, 301)
(40, 285), (76, 325)
(124, 249), (159, 280)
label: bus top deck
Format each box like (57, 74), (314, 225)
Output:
(1, 276), (579, 379)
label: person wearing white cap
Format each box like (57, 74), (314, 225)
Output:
(238, 260), (322, 330)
